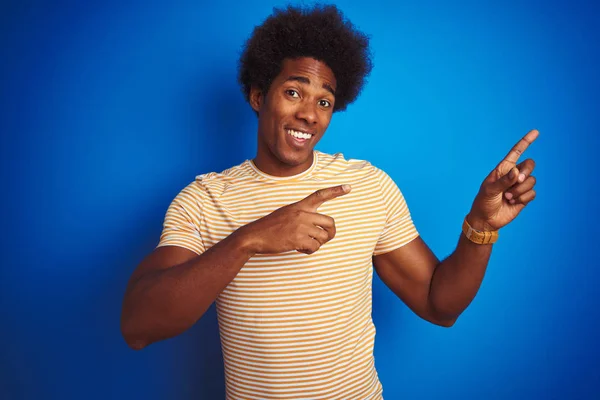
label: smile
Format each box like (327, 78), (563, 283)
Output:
(287, 129), (313, 140)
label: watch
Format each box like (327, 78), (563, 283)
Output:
(462, 217), (498, 245)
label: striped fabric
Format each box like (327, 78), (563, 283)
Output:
(157, 150), (419, 399)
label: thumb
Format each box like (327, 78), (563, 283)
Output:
(299, 184), (352, 210)
(488, 167), (520, 195)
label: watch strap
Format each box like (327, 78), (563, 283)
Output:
(462, 217), (498, 245)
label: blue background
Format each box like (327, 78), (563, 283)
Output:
(1, 0), (598, 399)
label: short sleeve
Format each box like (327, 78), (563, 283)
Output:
(373, 168), (419, 256)
(156, 182), (206, 255)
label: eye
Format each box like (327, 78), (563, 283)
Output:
(319, 99), (332, 108)
(285, 89), (300, 98)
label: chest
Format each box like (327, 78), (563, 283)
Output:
(200, 177), (386, 249)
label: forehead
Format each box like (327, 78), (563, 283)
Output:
(275, 57), (337, 90)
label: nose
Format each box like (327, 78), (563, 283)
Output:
(295, 100), (317, 125)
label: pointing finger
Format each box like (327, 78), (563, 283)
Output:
(300, 185), (352, 210)
(502, 129), (539, 164)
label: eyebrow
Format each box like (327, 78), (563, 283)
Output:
(285, 76), (336, 96)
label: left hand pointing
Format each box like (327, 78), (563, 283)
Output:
(468, 129), (539, 231)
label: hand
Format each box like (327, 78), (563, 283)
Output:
(468, 129), (539, 231)
(240, 185), (352, 255)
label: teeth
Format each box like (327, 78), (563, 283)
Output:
(287, 129), (312, 140)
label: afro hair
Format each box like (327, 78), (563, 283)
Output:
(237, 4), (373, 113)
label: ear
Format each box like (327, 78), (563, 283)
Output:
(249, 85), (263, 113)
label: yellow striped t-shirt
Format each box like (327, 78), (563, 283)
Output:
(157, 150), (419, 400)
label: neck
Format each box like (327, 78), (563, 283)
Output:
(253, 149), (314, 177)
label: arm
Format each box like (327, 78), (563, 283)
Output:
(374, 130), (539, 327)
(120, 230), (254, 350)
(373, 215), (492, 327)
(120, 185), (350, 350)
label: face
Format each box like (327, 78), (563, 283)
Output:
(250, 57), (337, 176)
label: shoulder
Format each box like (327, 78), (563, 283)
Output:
(314, 150), (395, 184)
(314, 150), (380, 177)
(175, 160), (253, 203)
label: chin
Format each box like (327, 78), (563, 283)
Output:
(276, 147), (311, 167)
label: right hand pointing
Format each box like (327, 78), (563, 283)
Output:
(240, 185), (352, 255)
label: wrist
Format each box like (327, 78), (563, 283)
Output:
(462, 214), (499, 245)
(466, 213), (496, 232)
(232, 224), (260, 257)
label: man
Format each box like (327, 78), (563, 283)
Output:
(120, 4), (538, 399)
